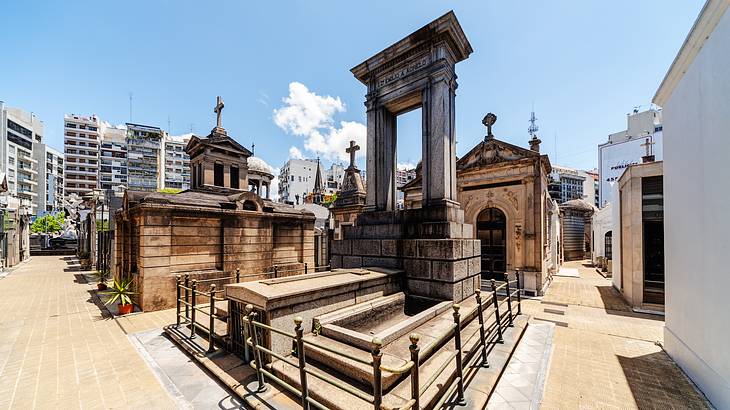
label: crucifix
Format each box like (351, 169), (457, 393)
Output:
(345, 140), (360, 168)
(482, 112), (497, 140)
(214, 96), (225, 128)
(641, 135), (655, 157)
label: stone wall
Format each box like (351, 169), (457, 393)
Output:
(115, 205), (315, 311)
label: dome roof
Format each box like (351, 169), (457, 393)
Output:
(247, 156), (274, 176)
(560, 198), (596, 212)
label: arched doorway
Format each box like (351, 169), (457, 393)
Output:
(477, 208), (506, 280)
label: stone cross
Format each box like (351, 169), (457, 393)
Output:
(483, 112), (497, 140)
(345, 140), (360, 168)
(641, 136), (655, 157)
(214, 96), (225, 128)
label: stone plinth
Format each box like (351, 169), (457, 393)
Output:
(225, 267), (402, 356)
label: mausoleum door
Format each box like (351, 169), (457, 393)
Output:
(477, 208), (507, 280)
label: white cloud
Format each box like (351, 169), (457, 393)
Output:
(288, 146), (304, 159)
(274, 82), (366, 163)
(268, 167), (281, 201)
(397, 161), (417, 171)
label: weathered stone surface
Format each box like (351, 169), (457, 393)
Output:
(352, 239), (381, 256)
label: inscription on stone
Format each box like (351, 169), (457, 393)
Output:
(377, 57), (430, 88)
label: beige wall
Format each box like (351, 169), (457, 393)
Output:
(616, 161), (663, 310)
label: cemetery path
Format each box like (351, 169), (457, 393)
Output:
(519, 261), (710, 410)
(0, 255), (176, 409)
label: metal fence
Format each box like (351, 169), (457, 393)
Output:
(238, 271), (522, 410)
(175, 263), (328, 354)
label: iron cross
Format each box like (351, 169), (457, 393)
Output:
(345, 140), (360, 168)
(214, 96), (225, 128)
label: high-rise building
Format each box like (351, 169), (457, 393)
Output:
(278, 158), (320, 205)
(126, 123), (164, 191)
(548, 165), (597, 205)
(98, 125), (127, 192)
(323, 163), (345, 196)
(163, 133), (191, 190)
(34, 144), (64, 214)
(598, 108), (663, 207)
(396, 167), (417, 209)
(63, 114), (101, 197)
(1, 103), (44, 214)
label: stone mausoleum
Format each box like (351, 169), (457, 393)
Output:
(115, 99), (315, 311)
(402, 116), (559, 295)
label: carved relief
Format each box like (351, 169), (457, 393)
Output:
(504, 189), (519, 211)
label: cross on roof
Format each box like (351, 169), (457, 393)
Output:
(345, 140), (360, 168)
(641, 135), (655, 157)
(482, 112), (497, 140)
(214, 96), (225, 128)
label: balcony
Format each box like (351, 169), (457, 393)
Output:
(17, 165), (38, 175)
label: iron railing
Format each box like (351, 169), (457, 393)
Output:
(240, 270), (523, 409)
(175, 263), (328, 353)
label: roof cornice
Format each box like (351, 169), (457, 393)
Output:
(653, 0), (730, 106)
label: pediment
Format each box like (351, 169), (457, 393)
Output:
(185, 133), (253, 158)
(457, 138), (539, 171)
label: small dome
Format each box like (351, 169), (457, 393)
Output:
(248, 156), (274, 177)
(560, 198), (596, 212)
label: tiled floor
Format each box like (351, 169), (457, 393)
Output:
(522, 261), (710, 410)
(488, 323), (554, 410)
(0, 256), (175, 409)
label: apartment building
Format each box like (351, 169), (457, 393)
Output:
(126, 123), (164, 191)
(548, 165), (597, 205)
(323, 163), (345, 196)
(278, 159), (346, 204)
(34, 144), (64, 214)
(163, 133), (191, 190)
(98, 125), (127, 192)
(1, 103), (44, 214)
(63, 114), (100, 197)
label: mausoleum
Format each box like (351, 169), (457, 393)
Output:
(114, 98), (315, 311)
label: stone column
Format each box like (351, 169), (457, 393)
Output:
(422, 74), (458, 207)
(366, 105), (397, 211)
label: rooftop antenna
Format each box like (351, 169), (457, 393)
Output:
(528, 107), (539, 138)
(129, 92), (133, 122)
(189, 123), (194, 133)
(251, 142), (255, 156)
(167, 115), (172, 134)
(554, 131), (558, 164)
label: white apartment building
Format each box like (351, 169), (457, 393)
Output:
(1, 103), (44, 214)
(163, 133), (191, 190)
(653, 1), (730, 407)
(598, 108), (663, 207)
(548, 165), (597, 206)
(279, 159), (346, 204)
(396, 168), (416, 209)
(34, 144), (64, 214)
(64, 114), (101, 197)
(98, 125), (127, 192)
(126, 123), (164, 191)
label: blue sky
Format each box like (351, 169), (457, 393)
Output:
(0, 1), (702, 172)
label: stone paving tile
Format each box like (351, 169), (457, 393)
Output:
(523, 261), (711, 410)
(0, 256), (175, 409)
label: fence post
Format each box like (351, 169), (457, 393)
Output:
(504, 273), (514, 327)
(184, 274), (190, 321)
(236, 268), (240, 283)
(475, 289), (489, 367)
(516, 268), (522, 316)
(175, 276), (181, 328)
(274, 266), (278, 278)
(190, 280), (197, 338)
(304, 263), (308, 275)
(246, 304), (267, 392)
(294, 317), (310, 410)
(452, 304), (466, 405)
(208, 284), (216, 353)
(372, 337), (383, 410)
(409, 333), (420, 409)
(491, 279), (504, 344)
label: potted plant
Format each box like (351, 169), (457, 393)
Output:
(102, 278), (136, 315)
(92, 269), (110, 291)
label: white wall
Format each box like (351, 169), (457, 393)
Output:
(611, 183), (622, 291)
(661, 6), (730, 409)
(591, 203), (612, 264)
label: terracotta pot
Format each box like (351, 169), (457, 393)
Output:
(118, 303), (134, 315)
(97, 283), (108, 291)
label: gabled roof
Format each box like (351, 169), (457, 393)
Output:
(185, 129), (253, 158)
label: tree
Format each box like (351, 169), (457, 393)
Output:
(31, 214), (63, 234)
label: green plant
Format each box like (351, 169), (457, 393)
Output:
(102, 278), (136, 306)
(93, 269), (110, 284)
(31, 213), (64, 234)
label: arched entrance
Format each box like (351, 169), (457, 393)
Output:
(477, 208), (506, 280)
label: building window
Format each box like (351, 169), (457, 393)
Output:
(214, 163), (224, 187)
(604, 231), (612, 259)
(230, 166), (239, 189)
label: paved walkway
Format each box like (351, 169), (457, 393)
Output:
(522, 261), (710, 409)
(0, 256), (176, 409)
